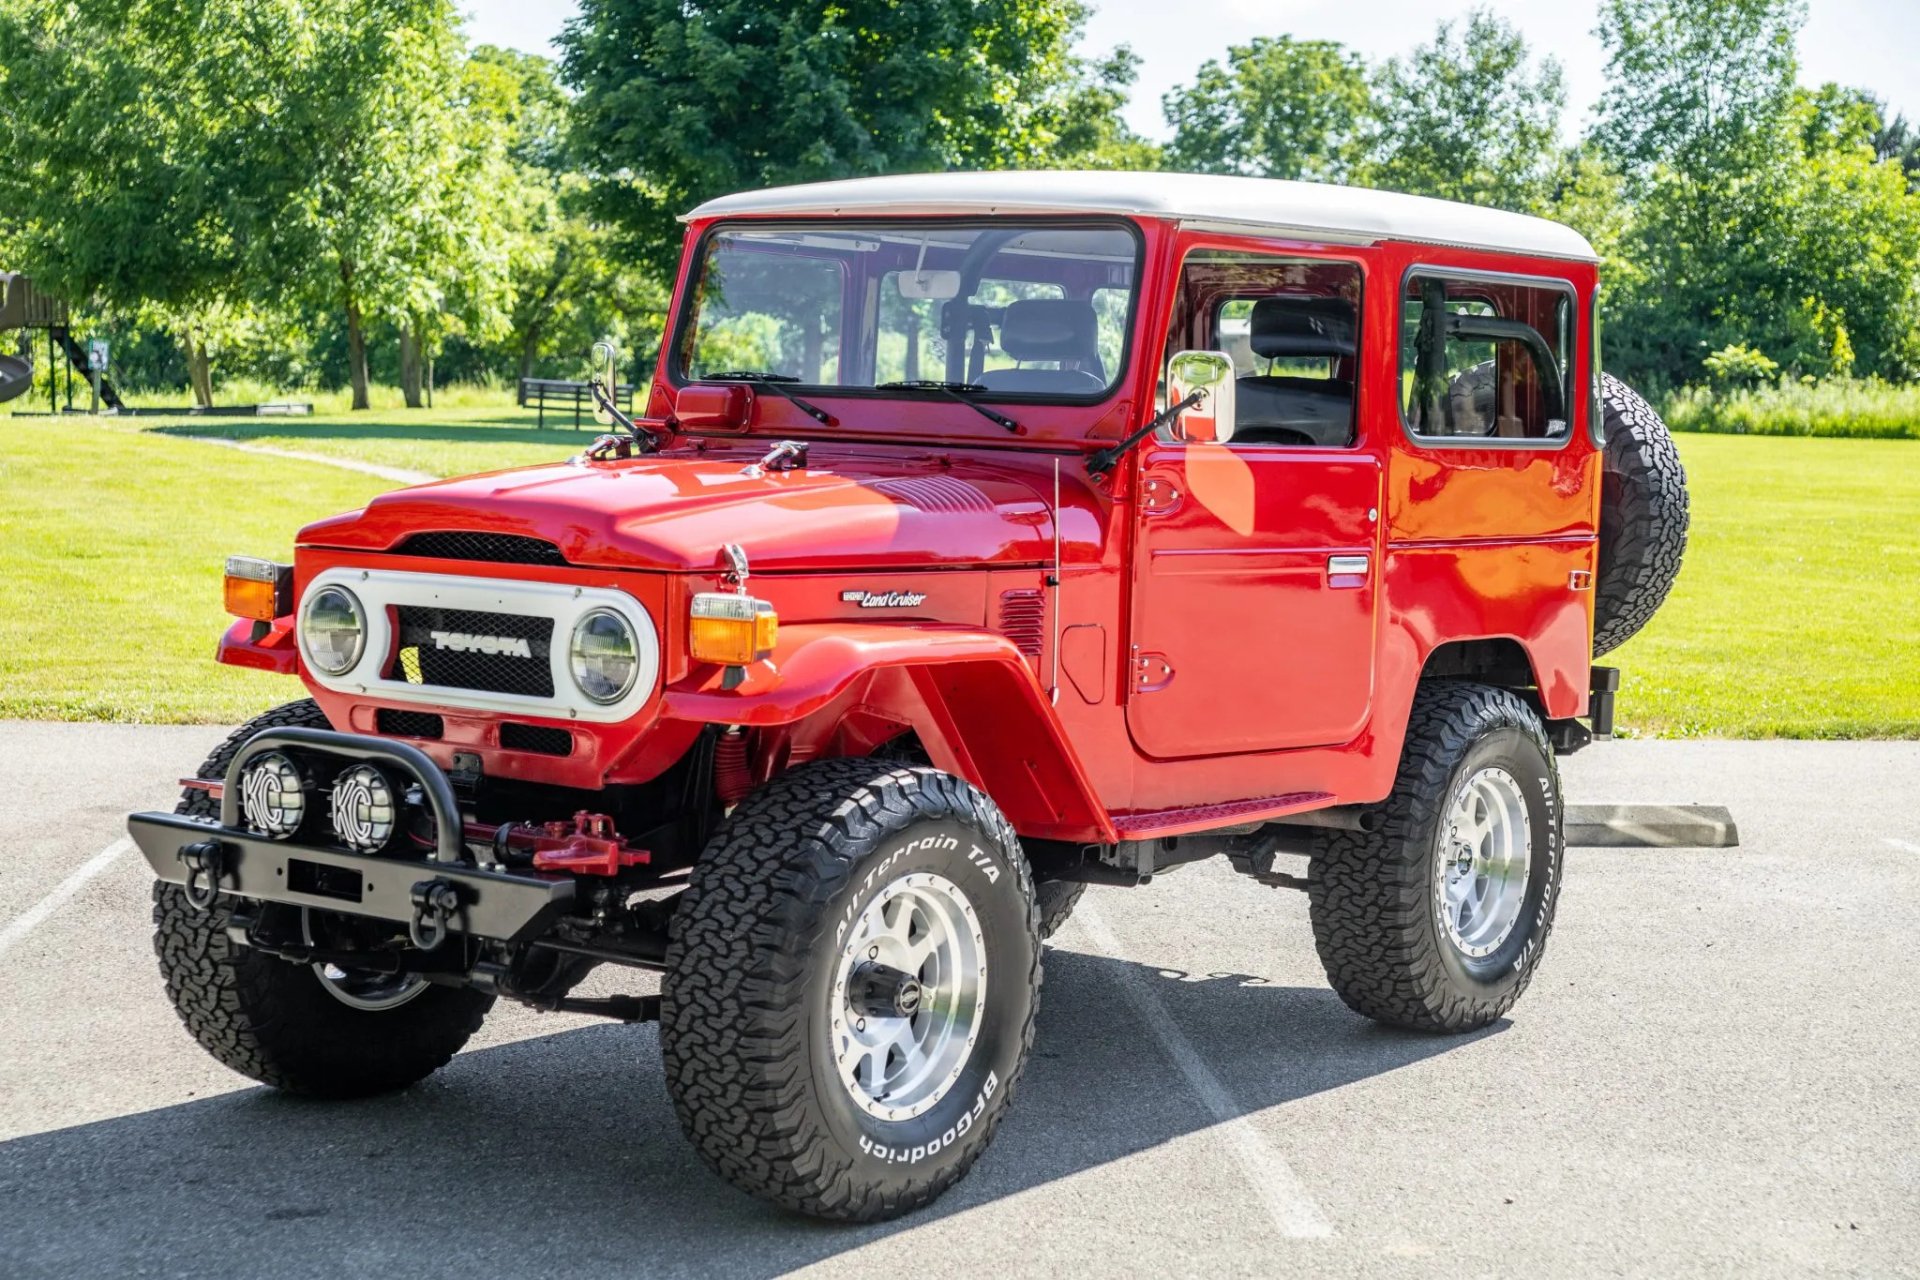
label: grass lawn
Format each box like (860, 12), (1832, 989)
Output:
(2, 409), (1916, 735)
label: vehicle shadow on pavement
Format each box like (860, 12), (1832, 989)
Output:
(0, 946), (1495, 1279)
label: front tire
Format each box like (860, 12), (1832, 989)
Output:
(1308, 683), (1562, 1032)
(660, 758), (1041, 1221)
(153, 700), (493, 1097)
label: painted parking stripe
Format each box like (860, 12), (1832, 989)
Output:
(1071, 898), (1336, 1240)
(1887, 838), (1920, 854)
(0, 838), (134, 961)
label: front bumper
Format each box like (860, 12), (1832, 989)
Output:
(127, 727), (577, 945)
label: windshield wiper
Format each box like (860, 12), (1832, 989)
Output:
(700, 371), (836, 426)
(876, 380), (1022, 434)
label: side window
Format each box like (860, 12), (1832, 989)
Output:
(1400, 272), (1573, 442)
(1161, 250), (1363, 447)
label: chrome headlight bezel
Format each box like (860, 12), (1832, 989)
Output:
(300, 584), (366, 676)
(568, 607), (640, 704)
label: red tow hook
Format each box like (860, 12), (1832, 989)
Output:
(528, 811), (651, 877)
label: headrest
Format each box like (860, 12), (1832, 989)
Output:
(1249, 296), (1356, 359)
(998, 298), (1097, 362)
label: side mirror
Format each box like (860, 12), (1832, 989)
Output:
(1167, 350), (1237, 444)
(591, 340), (619, 426)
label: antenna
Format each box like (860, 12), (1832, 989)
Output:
(1049, 457), (1063, 704)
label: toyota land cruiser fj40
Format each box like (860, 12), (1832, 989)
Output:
(130, 171), (1688, 1222)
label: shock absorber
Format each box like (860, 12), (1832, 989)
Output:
(713, 729), (753, 808)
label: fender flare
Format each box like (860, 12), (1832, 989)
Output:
(660, 623), (1117, 844)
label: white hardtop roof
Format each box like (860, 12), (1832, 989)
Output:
(685, 170), (1597, 263)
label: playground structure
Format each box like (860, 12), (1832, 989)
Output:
(0, 272), (126, 412)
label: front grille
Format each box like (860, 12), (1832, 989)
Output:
(376, 709), (444, 739)
(393, 606), (554, 698)
(395, 532), (569, 567)
(500, 723), (573, 756)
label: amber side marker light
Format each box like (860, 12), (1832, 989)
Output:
(224, 556), (294, 621)
(689, 592), (778, 665)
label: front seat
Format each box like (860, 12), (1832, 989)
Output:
(977, 298), (1106, 394)
(1235, 296), (1358, 446)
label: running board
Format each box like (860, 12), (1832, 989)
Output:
(1110, 791), (1334, 841)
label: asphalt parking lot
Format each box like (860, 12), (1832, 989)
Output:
(2, 722), (1916, 1278)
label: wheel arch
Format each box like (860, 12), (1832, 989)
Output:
(659, 623), (1117, 844)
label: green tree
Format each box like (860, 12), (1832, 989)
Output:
(1363, 10), (1566, 211)
(1162, 36), (1371, 181)
(1048, 47), (1163, 171)
(560, 0), (1098, 280)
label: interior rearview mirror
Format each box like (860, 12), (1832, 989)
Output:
(897, 270), (962, 301)
(591, 340), (619, 426)
(1167, 350), (1237, 444)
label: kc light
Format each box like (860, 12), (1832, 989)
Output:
(224, 556), (292, 622)
(689, 593), (778, 666)
(569, 608), (641, 703)
(238, 751), (306, 839)
(330, 764), (397, 853)
(301, 585), (365, 676)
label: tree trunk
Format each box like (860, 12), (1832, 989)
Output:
(399, 323), (423, 409)
(518, 329), (542, 383)
(341, 260), (370, 411)
(183, 329), (214, 408)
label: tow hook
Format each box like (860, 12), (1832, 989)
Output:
(178, 840), (228, 911)
(408, 878), (462, 951)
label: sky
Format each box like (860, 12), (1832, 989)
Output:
(463, 0), (1917, 142)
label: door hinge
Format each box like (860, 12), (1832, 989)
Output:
(1140, 476), (1182, 514)
(1132, 652), (1175, 692)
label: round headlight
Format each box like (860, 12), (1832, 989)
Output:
(301, 585), (365, 676)
(239, 751), (306, 839)
(569, 608), (639, 704)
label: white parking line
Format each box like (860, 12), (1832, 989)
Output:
(0, 838), (134, 961)
(1887, 838), (1920, 854)
(1070, 898), (1336, 1240)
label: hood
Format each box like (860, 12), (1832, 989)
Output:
(298, 444), (1100, 574)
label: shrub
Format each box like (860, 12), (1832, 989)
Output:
(1661, 378), (1920, 439)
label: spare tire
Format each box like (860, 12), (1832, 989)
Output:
(1592, 374), (1688, 656)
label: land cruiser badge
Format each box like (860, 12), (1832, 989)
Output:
(841, 589), (928, 609)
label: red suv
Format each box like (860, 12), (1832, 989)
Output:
(131, 172), (1687, 1221)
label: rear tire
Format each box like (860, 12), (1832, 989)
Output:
(1035, 879), (1085, 940)
(660, 758), (1041, 1221)
(1308, 683), (1562, 1032)
(1593, 374), (1689, 655)
(153, 700), (492, 1097)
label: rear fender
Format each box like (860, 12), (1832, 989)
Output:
(660, 623), (1116, 844)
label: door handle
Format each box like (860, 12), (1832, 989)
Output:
(1327, 554), (1370, 579)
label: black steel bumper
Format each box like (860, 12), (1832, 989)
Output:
(126, 726), (576, 945)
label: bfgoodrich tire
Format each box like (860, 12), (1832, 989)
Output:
(153, 700), (493, 1097)
(660, 758), (1041, 1221)
(1308, 683), (1562, 1032)
(1034, 879), (1085, 940)
(1593, 373), (1689, 656)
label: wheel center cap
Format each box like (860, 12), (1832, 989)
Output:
(849, 962), (924, 1018)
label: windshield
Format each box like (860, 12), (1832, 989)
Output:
(674, 222), (1140, 402)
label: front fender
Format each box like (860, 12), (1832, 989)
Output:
(661, 623), (1117, 844)
(215, 617), (299, 675)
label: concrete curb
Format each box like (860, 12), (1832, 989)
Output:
(1566, 803), (1740, 848)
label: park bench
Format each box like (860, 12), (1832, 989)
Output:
(518, 376), (634, 429)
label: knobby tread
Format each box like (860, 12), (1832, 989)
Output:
(1593, 373), (1689, 656)
(660, 758), (1041, 1222)
(1308, 682), (1561, 1032)
(153, 699), (491, 1098)
(1034, 879), (1085, 940)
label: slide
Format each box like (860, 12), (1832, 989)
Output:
(0, 352), (30, 404)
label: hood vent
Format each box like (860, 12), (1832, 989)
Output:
(395, 532), (569, 567)
(997, 589), (1045, 657)
(871, 475), (994, 515)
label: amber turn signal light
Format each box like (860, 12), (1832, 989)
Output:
(689, 592), (778, 665)
(224, 556), (293, 622)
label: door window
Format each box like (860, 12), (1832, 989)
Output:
(1400, 272), (1574, 442)
(1161, 251), (1363, 447)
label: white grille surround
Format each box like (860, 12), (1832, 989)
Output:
(297, 568), (661, 724)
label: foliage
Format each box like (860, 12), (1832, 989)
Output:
(1701, 344), (1780, 386)
(559, 0), (1100, 279)
(1362, 10), (1566, 212)
(1162, 37), (1371, 181)
(1046, 47), (1164, 171)
(1661, 378), (1920, 438)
